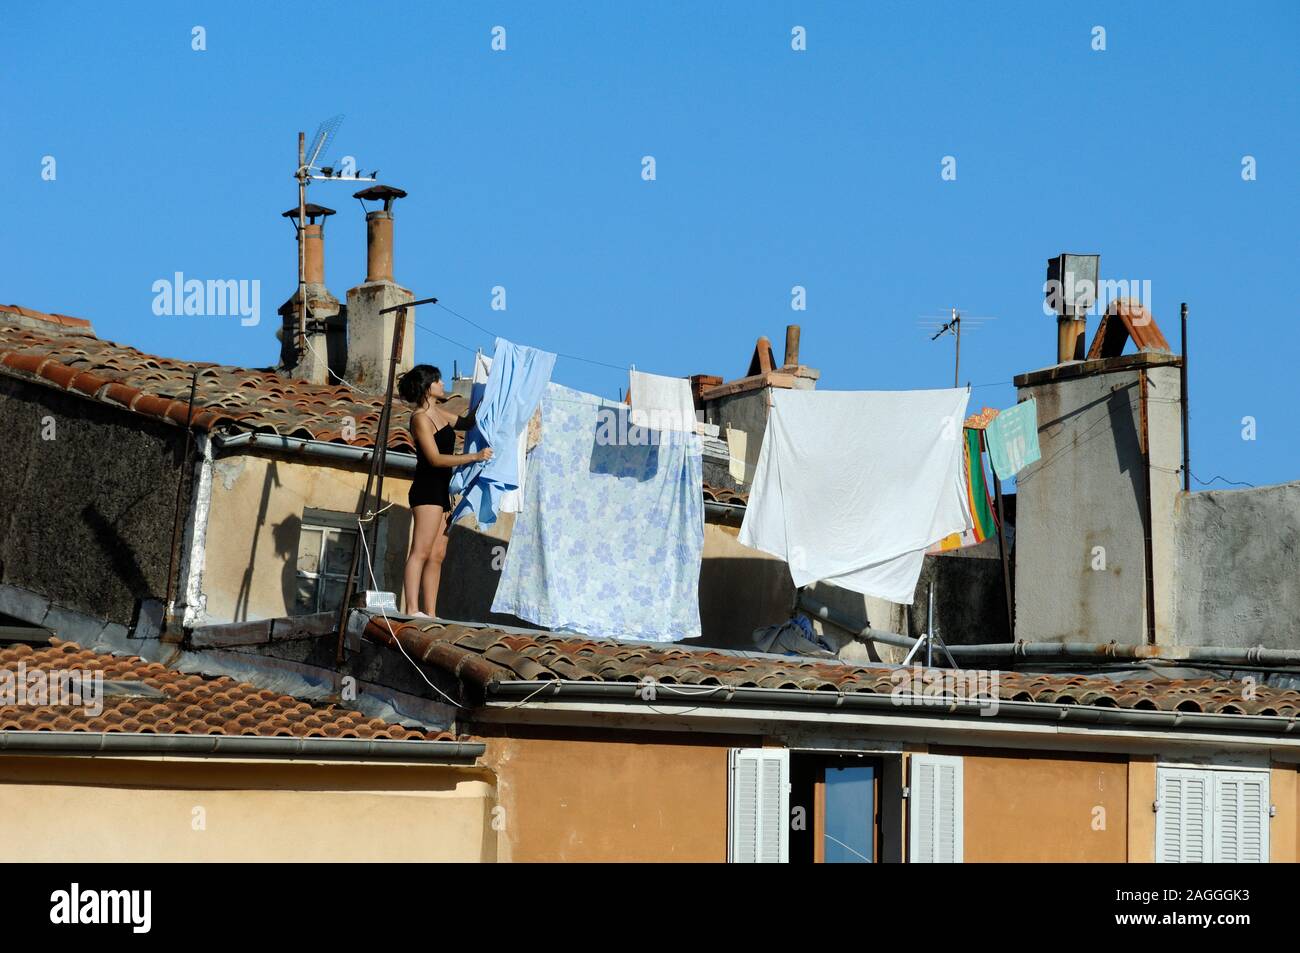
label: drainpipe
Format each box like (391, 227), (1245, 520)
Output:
(212, 431), (418, 472)
(798, 591), (1300, 669)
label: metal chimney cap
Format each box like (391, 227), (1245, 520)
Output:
(352, 184), (407, 202)
(281, 203), (337, 219)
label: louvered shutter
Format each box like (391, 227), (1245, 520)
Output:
(1156, 768), (1212, 862)
(1213, 771), (1269, 863)
(1156, 767), (1269, 863)
(728, 749), (789, 863)
(909, 754), (963, 862)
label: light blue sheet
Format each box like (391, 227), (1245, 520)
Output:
(450, 337), (555, 527)
(491, 383), (704, 643)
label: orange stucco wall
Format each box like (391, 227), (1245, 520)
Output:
(934, 747), (1129, 862)
(477, 726), (744, 862)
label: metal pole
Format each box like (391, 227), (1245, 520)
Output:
(1138, 370), (1157, 645)
(983, 430), (1015, 643)
(953, 307), (961, 387)
(162, 369), (200, 642)
(1180, 302), (1190, 492)
(296, 132), (308, 365)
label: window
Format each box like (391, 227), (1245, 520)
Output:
(730, 749), (889, 863)
(908, 754), (963, 863)
(1156, 766), (1269, 863)
(728, 748), (789, 863)
(294, 509), (362, 615)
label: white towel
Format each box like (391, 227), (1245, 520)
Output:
(629, 370), (697, 434)
(726, 426), (749, 484)
(738, 388), (971, 603)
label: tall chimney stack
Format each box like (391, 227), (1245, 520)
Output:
(344, 185), (414, 393)
(277, 203), (341, 384)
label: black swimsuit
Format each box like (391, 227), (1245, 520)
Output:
(409, 419), (455, 510)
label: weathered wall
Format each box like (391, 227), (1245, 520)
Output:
(477, 727), (739, 862)
(0, 377), (188, 625)
(1014, 358), (1182, 644)
(932, 747), (1129, 862)
(0, 756), (495, 862)
(1174, 481), (1300, 649)
(201, 452), (414, 623)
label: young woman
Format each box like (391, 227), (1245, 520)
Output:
(398, 364), (492, 616)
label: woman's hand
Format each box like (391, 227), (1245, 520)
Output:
(477, 447), (494, 463)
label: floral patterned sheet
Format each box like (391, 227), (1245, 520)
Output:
(491, 383), (704, 643)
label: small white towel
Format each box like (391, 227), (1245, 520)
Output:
(629, 370), (697, 434)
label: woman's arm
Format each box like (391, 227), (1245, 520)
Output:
(413, 412), (492, 468)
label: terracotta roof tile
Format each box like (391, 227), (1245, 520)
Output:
(364, 616), (1300, 721)
(0, 307), (417, 451)
(0, 639), (463, 741)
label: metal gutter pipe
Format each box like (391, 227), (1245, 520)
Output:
(485, 679), (1300, 738)
(0, 730), (484, 762)
(799, 592), (1300, 669)
(212, 431), (417, 472)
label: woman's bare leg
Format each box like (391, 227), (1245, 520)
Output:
(404, 505), (438, 614)
(420, 507), (450, 615)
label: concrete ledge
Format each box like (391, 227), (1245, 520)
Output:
(1015, 351), (1182, 388)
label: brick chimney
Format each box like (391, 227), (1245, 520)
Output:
(277, 203), (343, 384)
(344, 185), (414, 393)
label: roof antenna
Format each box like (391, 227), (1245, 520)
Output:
(292, 115), (379, 366)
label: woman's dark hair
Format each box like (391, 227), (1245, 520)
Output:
(397, 364), (442, 405)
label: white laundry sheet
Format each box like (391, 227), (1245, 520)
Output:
(629, 369), (697, 434)
(471, 352), (529, 513)
(738, 387), (972, 603)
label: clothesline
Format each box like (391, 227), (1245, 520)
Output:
(421, 297), (1021, 392)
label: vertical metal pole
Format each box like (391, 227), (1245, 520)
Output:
(335, 306), (408, 665)
(926, 582), (935, 667)
(1180, 302), (1190, 492)
(296, 132), (308, 364)
(162, 369), (200, 642)
(952, 308), (961, 387)
(983, 430), (1015, 643)
(1138, 370), (1157, 645)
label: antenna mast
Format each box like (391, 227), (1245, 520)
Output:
(292, 115), (375, 368)
(930, 307), (962, 386)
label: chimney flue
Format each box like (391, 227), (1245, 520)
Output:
(784, 324), (801, 367)
(354, 185), (407, 284)
(345, 184), (415, 393)
(278, 203), (339, 383)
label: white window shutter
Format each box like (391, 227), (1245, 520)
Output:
(1213, 771), (1269, 863)
(909, 754), (963, 863)
(1156, 767), (1268, 863)
(1156, 768), (1212, 863)
(728, 748), (789, 863)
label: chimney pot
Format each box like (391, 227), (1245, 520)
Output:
(784, 325), (801, 367)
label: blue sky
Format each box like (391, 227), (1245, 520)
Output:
(3, 1), (1297, 487)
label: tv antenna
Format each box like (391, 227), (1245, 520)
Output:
(292, 115), (380, 362)
(919, 308), (996, 387)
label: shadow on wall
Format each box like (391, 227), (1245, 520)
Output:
(233, 460), (281, 622)
(432, 522), (797, 648)
(436, 521), (539, 629)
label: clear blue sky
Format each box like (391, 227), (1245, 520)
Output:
(3, 1), (1297, 487)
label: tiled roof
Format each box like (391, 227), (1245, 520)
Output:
(702, 482), (748, 506)
(0, 639), (456, 740)
(0, 305), (415, 451)
(364, 617), (1300, 719)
